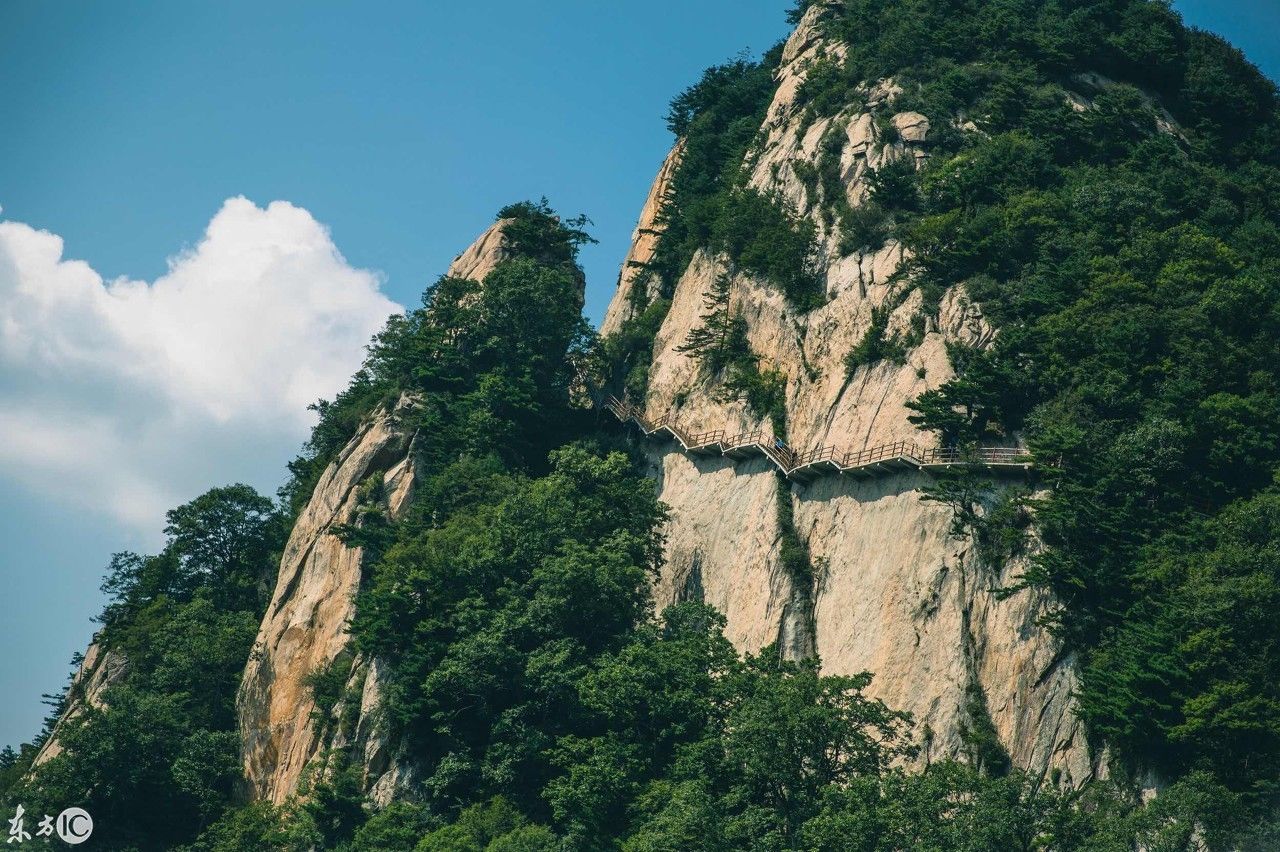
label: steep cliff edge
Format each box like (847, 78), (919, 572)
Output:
(29, 643), (128, 769)
(602, 5), (1092, 782)
(237, 222), (515, 805)
(237, 395), (418, 804)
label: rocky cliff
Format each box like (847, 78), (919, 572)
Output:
(236, 222), (515, 805)
(233, 7), (1127, 804)
(601, 5), (1094, 783)
(29, 642), (128, 769)
(237, 395), (417, 804)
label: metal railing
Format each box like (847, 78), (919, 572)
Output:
(761, 442), (796, 471)
(920, 446), (1029, 465)
(840, 440), (924, 468)
(603, 396), (1034, 480)
(726, 429), (766, 448)
(797, 444), (841, 466)
(686, 429), (726, 448)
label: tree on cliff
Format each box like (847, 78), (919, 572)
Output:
(8, 0), (1280, 846)
(2, 485), (286, 849)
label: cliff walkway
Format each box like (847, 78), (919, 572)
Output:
(604, 396), (1034, 483)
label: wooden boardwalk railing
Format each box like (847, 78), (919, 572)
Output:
(604, 396), (1034, 482)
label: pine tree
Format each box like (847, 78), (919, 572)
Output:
(676, 271), (740, 374)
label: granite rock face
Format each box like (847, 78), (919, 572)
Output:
(447, 218), (514, 283)
(601, 4), (1095, 784)
(237, 219), (518, 805)
(237, 394), (419, 804)
(30, 642), (129, 768)
(234, 6), (1109, 804)
(599, 140), (685, 337)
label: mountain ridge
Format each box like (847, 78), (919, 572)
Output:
(7, 1), (1280, 848)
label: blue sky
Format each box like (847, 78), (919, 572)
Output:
(0, 1), (1277, 750)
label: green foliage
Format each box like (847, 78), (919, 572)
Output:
(1076, 491), (1280, 801)
(28, 690), (241, 845)
(304, 650), (355, 725)
(802, 763), (1247, 852)
(291, 761), (369, 851)
(839, 199), (892, 256)
(971, 488), (1032, 569)
(651, 53), (781, 296)
(958, 683), (1011, 779)
(920, 470), (1033, 577)
(800, 117), (912, 258)
(283, 202), (594, 513)
(345, 801), (435, 852)
(0, 747), (29, 803)
(555, 606), (913, 850)
(294, 518), (1243, 852)
(597, 297), (670, 400)
(799, 0), (1276, 160)
(707, 188), (821, 307)
(775, 478), (814, 588)
(348, 445), (666, 817)
(844, 303), (908, 375)
(184, 764), (384, 852)
(184, 801), (290, 852)
(495, 198), (596, 271)
(675, 272), (739, 374)
(1, 485), (285, 849)
(100, 484), (285, 624)
(721, 356), (789, 438)
(414, 797), (553, 851)
(908, 341), (1008, 447)
(675, 272), (790, 433)
(601, 44), (820, 399)
(784, 0), (1280, 813)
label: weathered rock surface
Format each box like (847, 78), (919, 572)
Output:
(30, 642), (128, 767)
(237, 394), (418, 804)
(234, 3), (1112, 804)
(599, 140), (685, 337)
(448, 218), (513, 282)
(237, 218), (521, 804)
(601, 4), (1094, 783)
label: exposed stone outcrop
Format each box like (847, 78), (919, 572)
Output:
(599, 140), (685, 337)
(237, 394), (419, 804)
(602, 4), (1095, 784)
(448, 218), (513, 282)
(234, 3), (1111, 804)
(238, 218), (520, 805)
(236, 211), (570, 804)
(449, 215), (587, 305)
(30, 642), (128, 768)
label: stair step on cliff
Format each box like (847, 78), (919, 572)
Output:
(602, 402), (1038, 483)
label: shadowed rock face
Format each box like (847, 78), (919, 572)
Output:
(601, 4), (1095, 784)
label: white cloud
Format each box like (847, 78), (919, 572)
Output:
(0, 197), (401, 536)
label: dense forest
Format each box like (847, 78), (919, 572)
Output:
(5, 0), (1280, 848)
